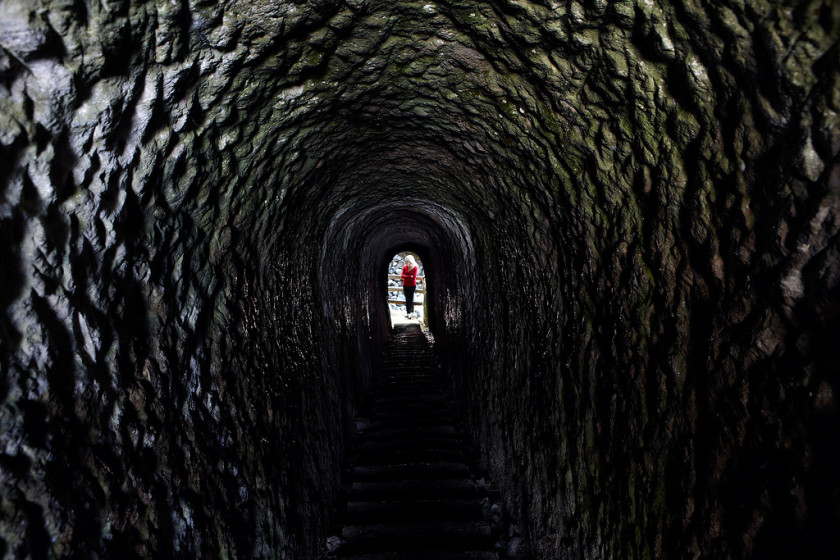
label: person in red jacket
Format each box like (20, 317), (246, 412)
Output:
(401, 255), (419, 318)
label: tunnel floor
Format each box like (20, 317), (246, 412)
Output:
(326, 325), (523, 559)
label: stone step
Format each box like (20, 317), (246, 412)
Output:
(376, 364), (436, 371)
(370, 399), (449, 412)
(343, 499), (485, 524)
(370, 403), (449, 418)
(339, 550), (499, 560)
(366, 418), (454, 428)
(350, 462), (471, 482)
(376, 371), (436, 376)
(339, 521), (493, 554)
(361, 426), (457, 442)
(347, 479), (487, 501)
(367, 414), (455, 427)
(357, 437), (462, 456)
(370, 384), (440, 394)
(361, 418), (458, 433)
(332, 326), (509, 559)
(354, 448), (466, 466)
(367, 387), (444, 398)
(372, 377), (439, 386)
(377, 367), (436, 372)
(371, 390), (444, 398)
(368, 406), (451, 418)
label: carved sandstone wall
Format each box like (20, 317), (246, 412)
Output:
(1, 1), (838, 558)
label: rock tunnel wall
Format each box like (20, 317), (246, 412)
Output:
(1, 0), (839, 559)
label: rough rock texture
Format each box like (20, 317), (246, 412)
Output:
(1, 0), (838, 559)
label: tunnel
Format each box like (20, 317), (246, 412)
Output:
(1, 0), (839, 558)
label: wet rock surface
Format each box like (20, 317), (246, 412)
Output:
(0, 0), (838, 558)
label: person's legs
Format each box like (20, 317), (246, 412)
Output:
(404, 286), (416, 314)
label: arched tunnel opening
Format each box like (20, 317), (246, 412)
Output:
(384, 250), (427, 325)
(1, 1), (839, 559)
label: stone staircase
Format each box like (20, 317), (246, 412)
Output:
(327, 325), (515, 560)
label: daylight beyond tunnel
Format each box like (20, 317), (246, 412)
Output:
(1, 1), (839, 558)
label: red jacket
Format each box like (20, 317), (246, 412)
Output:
(401, 264), (418, 287)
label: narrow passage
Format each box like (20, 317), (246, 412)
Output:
(327, 325), (521, 559)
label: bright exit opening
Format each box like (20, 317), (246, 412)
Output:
(387, 252), (425, 327)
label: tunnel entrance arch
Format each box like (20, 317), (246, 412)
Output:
(386, 252), (426, 328)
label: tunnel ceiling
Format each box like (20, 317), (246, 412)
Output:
(2, 0), (837, 266)
(2, 0), (839, 559)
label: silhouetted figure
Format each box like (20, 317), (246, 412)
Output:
(401, 255), (418, 318)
